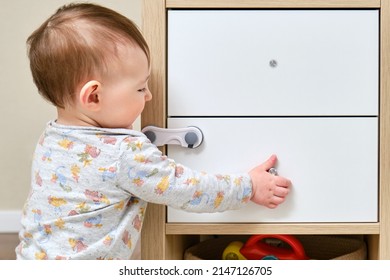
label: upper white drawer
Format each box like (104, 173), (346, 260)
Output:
(168, 10), (379, 116)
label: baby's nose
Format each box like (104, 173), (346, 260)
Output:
(145, 90), (152, 101)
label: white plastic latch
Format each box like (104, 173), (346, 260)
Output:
(141, 126), (204, 149)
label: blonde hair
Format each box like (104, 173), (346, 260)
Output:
(27, 3), (150, 108)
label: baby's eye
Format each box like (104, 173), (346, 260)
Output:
(137, 88), (146, 93)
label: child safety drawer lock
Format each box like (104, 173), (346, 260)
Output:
(142, 126), (203, 149)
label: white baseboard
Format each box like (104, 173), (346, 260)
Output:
(0, 211), (21, 233)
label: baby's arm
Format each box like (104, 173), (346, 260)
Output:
(119, 136), (290, 212)
(249, 155), (291, 209)
(118, 137), (252, 213)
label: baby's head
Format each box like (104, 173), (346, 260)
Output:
(27, 3), (150, 110)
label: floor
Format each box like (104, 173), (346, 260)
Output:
(0, 233), (18, 260)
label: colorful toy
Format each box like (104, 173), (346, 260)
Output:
(222, 235), (309, 260)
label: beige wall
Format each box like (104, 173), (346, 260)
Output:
(0, 0), (142, 213)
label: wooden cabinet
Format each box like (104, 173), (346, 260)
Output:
(141, 0), (390, 260)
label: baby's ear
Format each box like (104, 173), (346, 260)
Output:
(79, 80), (101, 111)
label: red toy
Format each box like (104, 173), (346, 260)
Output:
(223, 234), (309, 260)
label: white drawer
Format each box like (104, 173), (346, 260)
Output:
(167, 117), (378, 222)
(168, 10), (379, 116)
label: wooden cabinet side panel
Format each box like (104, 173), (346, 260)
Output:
(380, 0), (390, 260)
(141, 203), (166, 259)
(142, 0), (166, 129)
(141, 0), (167, 260)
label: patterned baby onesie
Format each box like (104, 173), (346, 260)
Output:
(16, 121), (252, 259)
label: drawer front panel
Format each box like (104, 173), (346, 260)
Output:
(168, 10), (379, 116)
(167, 117), (378, 222)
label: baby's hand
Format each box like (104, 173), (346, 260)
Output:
(249, 155), (291, 209)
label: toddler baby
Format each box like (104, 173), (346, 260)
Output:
(16, 3), (291, 260)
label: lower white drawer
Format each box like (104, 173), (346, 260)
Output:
(167, 117), (378, 223)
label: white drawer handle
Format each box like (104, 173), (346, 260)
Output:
(268, 168), (278, 176)
(141, 126), (204, 149)
(269, 59), (278, 68)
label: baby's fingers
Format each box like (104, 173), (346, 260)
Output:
(266, 196), (285, 209)
(273, 186), (290, 198)
(275, 176), (292, 188)
(270, 195), (285, 206)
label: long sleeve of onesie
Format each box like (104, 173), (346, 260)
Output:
(117, 135), (253, 213)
